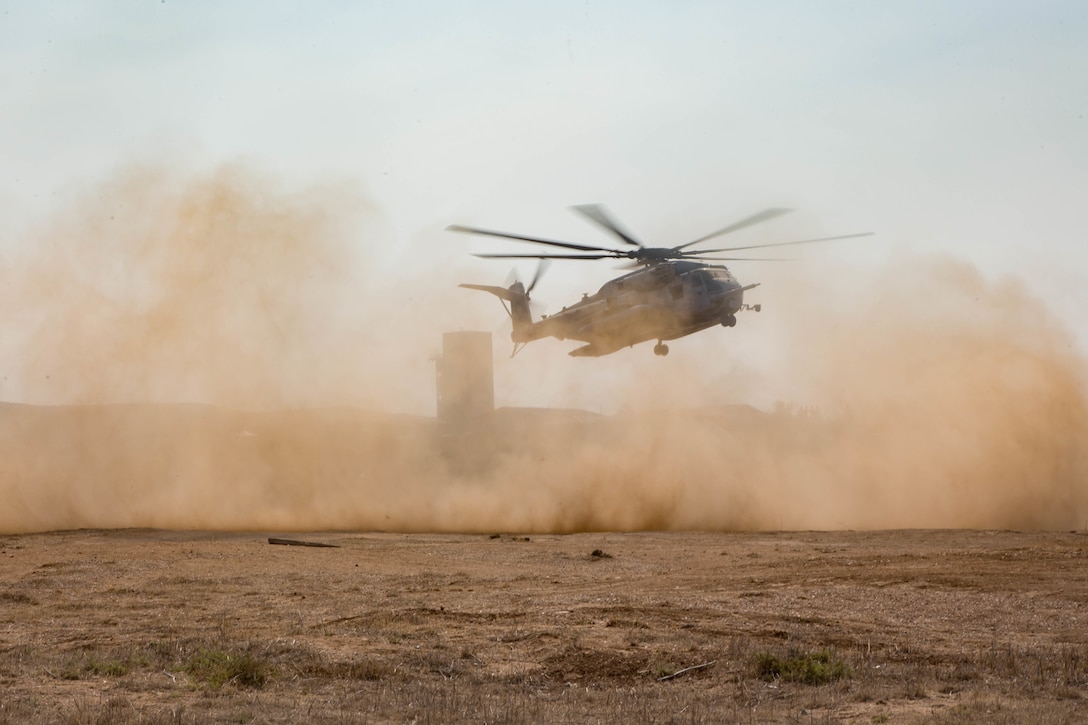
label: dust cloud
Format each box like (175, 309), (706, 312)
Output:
(1, 165), (1086, 534)
(3, 163), (365, 407)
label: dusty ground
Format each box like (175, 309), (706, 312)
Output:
(1, 528), (1086, 724)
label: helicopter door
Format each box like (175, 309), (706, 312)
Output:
(689, 275), (711, 316)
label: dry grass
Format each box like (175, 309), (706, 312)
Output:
(1, 529), (1087, 723)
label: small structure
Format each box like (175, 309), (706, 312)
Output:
(435, 331), (494, 424)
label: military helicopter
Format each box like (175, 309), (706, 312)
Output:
(449, 205), (871, 357)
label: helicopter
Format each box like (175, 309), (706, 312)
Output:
(448, 205), (871, 357)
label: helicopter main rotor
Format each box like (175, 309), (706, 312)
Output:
(447, 205), (873, 266)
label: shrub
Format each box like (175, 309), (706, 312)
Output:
(754, 650), (849, 685)
(183, 647), (270, 689)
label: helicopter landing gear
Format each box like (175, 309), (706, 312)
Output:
(722, 314), (737, 328)
(653, 342), (670, 356)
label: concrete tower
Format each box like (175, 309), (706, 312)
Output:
(435, 331), (494, 424)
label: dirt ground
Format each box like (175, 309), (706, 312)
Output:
(1, 528), (1086, 724)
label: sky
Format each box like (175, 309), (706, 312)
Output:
(1, 1), (1086, 411)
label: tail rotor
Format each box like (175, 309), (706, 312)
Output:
(460, 259), (550, 356)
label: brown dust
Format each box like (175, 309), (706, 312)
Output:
(1, 165), (1085, 534)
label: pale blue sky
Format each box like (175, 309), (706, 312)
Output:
(3, 2), (1084, 241)
(1, 1), (1086, 408)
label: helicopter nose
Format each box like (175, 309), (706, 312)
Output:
(719, 279), (741, 296)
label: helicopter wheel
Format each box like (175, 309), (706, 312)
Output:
(653, 342), (669, 356)
(722, 314), (737, 328)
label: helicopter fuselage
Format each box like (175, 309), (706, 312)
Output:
(516, 261), (750, 357)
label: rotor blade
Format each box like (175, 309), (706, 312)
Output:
(570, 204), (643, 248)
(473, 252), (618, 260)
(694, 232), (874, 254)
(613, 257), (791, 268)
(674, 208), (794, 250)
(526, 259), (551, 296)
(447, 224), (616, 254)
(686, 256), (795, 261)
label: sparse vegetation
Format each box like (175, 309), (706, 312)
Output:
(651, 659), (681, 679)
(54, 651), (147, 680)
(1, 529), (1086, 724)
(337, 658), (394, 681)
(754, 649), (850, 684)
(181, 646), (271, 689)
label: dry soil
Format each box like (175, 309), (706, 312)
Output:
(1, 528), (1086, 724)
